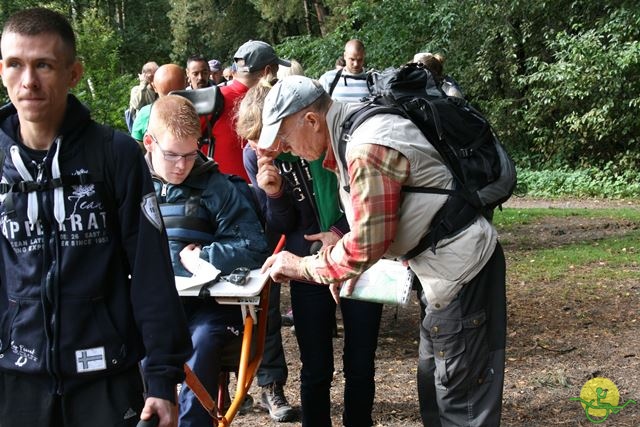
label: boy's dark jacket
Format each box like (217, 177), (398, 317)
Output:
(147, 152), (270, 277)
(0, 95), (192, 401)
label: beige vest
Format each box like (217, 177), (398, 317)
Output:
(327, 102), (497, 309)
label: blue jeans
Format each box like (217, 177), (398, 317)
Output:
(417, 243), (506, 427)
(178, 299), (243, 427)
(291, 281), (383, 427)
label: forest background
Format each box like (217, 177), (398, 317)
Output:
(1, 0), (639, 198)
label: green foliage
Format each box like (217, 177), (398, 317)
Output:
(278, 0), (440, 78)
(2, 0), (639, 183)
(74, 9), (132, 130)
(519, 7), (640, 168)
(119, 0), (173, 71)
(250, 0), (304, 23)
(516, 166), (640, 199)
(168, 0), (265, 65)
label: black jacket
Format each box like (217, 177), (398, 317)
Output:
(0, 95), (192, 401)
(243, 146), (349, 259)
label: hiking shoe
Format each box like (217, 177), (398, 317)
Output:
(260, 383), (296, 422)
(238, 393), (254, 415)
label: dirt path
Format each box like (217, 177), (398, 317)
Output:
(505, 196), (640, 210)
(234, 198), (640, 426)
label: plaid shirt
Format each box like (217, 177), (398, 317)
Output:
(301, 143), (410, 284)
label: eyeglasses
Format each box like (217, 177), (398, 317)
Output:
(149, 134), (199, 162)
(274, 116), (305, 152)
(275, 130), (293, 152)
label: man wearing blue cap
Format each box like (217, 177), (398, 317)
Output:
(208, 59), (227, 85)
(260, 75), (507, 427)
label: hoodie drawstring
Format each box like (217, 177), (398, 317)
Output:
(51, 137), (65, 227)
(10, 145), (38, 227)
(9, 137), (65, 229)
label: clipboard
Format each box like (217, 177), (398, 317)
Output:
(176, 268), (270, 299)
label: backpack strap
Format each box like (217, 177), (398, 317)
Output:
(327, 68), (343, 96)
(401, 193), (479, 260)
(337, 103), (405, 192)
(0, 125), (116, 210)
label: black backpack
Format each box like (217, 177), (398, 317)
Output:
(338, 63), (517, 259)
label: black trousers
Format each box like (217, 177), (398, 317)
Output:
(0, 366), (145, 427)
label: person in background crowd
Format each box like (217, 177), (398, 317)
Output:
(318, 39), (368, 102)
(276, 59), (305, 81)
(143, 94), (269, 427)
(259, 76), (506, 427)
(412, 52), (465, 99)
(0, 8), (191, 427)
(208, 40), (289, 182)
(186, 54), (212, 89)
(126, 61), (158, 131)
(208, 59), (227, 85)
(131, 64), (186, 147)
(223, 66), (234, 81)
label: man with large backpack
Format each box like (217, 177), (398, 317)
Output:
(260, 75), (507, 426)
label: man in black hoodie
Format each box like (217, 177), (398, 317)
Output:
(0, 8), (192, 427)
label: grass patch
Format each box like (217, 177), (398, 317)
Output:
(497, 207), (640, 284)
(493, 207), (640, 229)
(507, 234), (639, 283)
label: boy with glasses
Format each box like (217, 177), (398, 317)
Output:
(143, 95), (270, 426)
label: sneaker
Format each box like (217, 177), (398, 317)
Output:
(260, 383), (296, 422)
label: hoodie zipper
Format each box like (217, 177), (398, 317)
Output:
(34, 160), (45, 182)
(36, 144), (63, 394)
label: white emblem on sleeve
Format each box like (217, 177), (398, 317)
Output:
(141, 192), (163, 232)
(75, 346), (107, 373)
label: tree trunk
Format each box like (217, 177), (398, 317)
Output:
(312, 0), (326, 37)
(303, 0), (312, 35)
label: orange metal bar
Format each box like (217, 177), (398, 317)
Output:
(217, 234), (285, 426)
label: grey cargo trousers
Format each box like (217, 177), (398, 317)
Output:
(417, 243), (506, 427)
